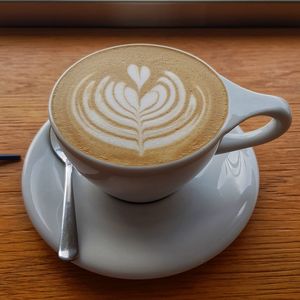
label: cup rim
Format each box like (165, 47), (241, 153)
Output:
(49, 43), (229, 171)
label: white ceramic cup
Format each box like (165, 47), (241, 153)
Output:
(49, 44), (292, 203)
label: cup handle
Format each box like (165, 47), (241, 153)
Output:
(216, 77), (292, 154)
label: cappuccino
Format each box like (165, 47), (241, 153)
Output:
(50, 44), (228, 166)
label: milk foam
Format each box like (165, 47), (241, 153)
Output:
(51, 44), (228, 166)
(71, 64), (207, 156)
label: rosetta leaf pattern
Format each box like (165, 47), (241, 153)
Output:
(71, 64), (207, 155)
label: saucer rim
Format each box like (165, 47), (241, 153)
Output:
(21, 121), (260, 279)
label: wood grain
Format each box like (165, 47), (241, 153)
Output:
(0, 28), (299, 299)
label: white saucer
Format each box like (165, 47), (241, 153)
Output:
(22, 121), (259, 279)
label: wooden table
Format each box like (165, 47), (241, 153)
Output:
(0, 28), (299, 299)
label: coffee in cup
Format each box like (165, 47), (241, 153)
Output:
(51, 44), (228, 166)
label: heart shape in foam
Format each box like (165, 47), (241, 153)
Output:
(127, 64), (150, 90)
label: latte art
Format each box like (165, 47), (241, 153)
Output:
(72, 64), (207, 156)
(51, 44), (228, 166)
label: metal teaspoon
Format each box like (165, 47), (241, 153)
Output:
(49, 128), (78, 261)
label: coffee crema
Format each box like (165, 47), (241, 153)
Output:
(50, 44), (228, 166)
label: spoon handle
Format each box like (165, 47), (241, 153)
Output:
(58, 161), (78, 261)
